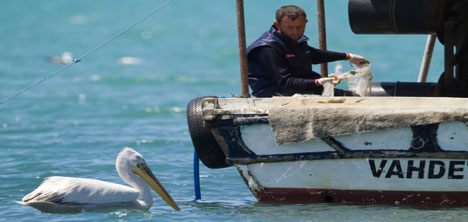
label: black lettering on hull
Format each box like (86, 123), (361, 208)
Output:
(428, 161), (445, 179)
(369, 159), (387, 178)
(406, 160), (425, 179)
(385, 160), (404, 178)
(368, 159), (465, 179)
(449, 161), (464, 179)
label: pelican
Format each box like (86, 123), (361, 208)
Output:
(17, 147), (180, 213)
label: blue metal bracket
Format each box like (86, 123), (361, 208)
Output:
(193, 151), (201, 200)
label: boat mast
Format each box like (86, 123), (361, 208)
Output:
(236, 0), (250, 97)
(317, 0), (328, 77)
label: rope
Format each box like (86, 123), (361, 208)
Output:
(0, 0), (175, 106)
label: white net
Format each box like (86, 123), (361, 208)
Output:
(321, 82), (334, 97)
(297, 63), (373, 97)
(343, 64), (373, 96)
(320, 63), (344, 97)
(332, 63), (373, 96)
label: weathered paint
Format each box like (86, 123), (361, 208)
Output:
(256, 188), (468, 206)
(203, 98), (468, 206)
(236, 158), (468, 206)
(240, 159), (468, 191)
(437, 121), (468, 151)
(241, 124), (335, 155)
(240, 124), (417, 154)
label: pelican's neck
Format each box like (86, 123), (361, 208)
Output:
(116, 154), (153, 209)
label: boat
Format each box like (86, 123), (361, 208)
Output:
(187, 0), (468, 206)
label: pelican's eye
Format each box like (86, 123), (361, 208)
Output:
(136, 159), (146, 169)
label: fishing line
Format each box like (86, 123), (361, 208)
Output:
(0, 0), (175, 107)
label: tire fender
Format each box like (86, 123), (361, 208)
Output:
(187, 97), (231, 169)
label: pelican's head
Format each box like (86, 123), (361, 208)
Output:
(117, 147), (180, 211)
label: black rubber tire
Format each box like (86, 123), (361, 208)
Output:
(187, 96), (230, 169)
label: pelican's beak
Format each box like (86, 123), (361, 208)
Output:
(132, 163), (180, 211)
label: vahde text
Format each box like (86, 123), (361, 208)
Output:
(368, 159), (465, 179)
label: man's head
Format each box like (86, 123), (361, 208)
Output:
(274, 5), (308, 41)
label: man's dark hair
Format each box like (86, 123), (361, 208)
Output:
(276, 5), (307, 23)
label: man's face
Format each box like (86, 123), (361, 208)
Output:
(274, 15), (308, 41)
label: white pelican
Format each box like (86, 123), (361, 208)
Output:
(17, 147), (180, 213)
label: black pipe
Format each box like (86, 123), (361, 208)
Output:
(348, 0), (442, 34)
(369, 82), (437, 97)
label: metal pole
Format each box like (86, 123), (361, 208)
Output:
(418, 34), (436, 82)
(444, 21), (455, 83)
(236, 0), (250, 97)
(193, 151), (201, 200)
(317, 0), (328, 77)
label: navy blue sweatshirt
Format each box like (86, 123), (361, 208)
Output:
(247, 25), (347, 97)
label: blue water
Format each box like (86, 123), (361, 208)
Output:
(1, 0), (463, 221)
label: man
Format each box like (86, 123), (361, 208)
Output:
(247, 5), (369, 97)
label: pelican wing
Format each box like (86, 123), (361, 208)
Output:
(22, 176), (139, 204)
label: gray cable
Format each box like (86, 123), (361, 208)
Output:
(0, 0), (175, 106)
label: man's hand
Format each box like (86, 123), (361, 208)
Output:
(347, 53), (370, 67)
(315, 76), (340, 86)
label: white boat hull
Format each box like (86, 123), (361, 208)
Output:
(231, 122), (468, 205)
(236, 158), (468, 205)
(193, 97), (468, 206)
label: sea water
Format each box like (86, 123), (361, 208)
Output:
(1, 0), (463, 221)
